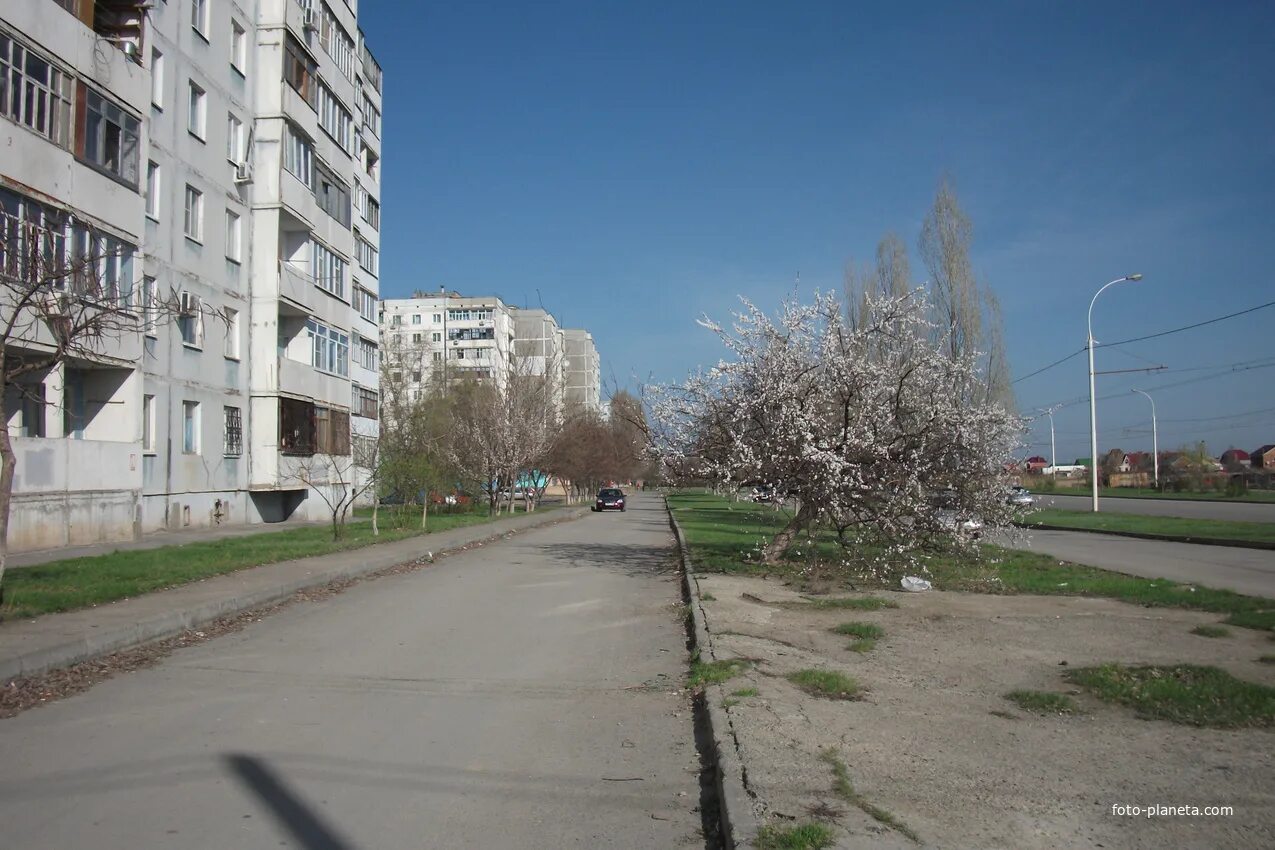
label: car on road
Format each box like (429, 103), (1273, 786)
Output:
(1007, 486), (1035, 507)
(594, 488), (626, 512)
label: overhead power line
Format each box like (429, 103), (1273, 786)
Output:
(1011, 298), (1275, 385)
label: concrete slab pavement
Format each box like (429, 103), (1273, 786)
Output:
(0, 506), (587, 682)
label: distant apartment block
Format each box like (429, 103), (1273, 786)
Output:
(379, 292), (602, 416)
(0, 0), (383, 551)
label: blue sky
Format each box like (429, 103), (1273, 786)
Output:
(363, 0), (1275, 461)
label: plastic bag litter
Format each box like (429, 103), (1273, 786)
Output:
(901, 576), (932, 592)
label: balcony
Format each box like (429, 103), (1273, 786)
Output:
(278, 356), (348, 407)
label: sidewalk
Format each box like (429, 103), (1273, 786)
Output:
(0, 506), (589, 682)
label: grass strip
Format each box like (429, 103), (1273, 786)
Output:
(806, 595), (899, 610)
(667, 491), (1275, 633)
(755, 823), (836, 850)
(689, 657), (749, 687)
(788, 668), (861, 700)
(1004, 689), (1081, 715)
(831, 622), (884, 640)
(1190, 625), (1231, 638)
(0, 506), (527, 621)
(1065, 664), (1275, 728)
(820, 749), (919, 842)
(1026, 509), (1275, 546)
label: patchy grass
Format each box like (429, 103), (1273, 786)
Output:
(0, 506), (507, 621)
(1065, 664), (1275, 729)
(806, 595), (899, 610)
(755, 823), (836, 850)
(689, 658), (749, 687)
(1258, 656), (1275, 665)
(847, 639), (877, 653)
(1226, 610), (1275, 632)
(732, 687), (760, 697)
(721, 697), (739, 709)
(820, 749), (920, 843)
(1027, 509), (1275, 545)
(1191, 624), (1232, 638)
(1004, 690), (1081, 715)
(700, 593), (717, 601)
(788, 668), (862, 700)
(831, 622), (885, 640)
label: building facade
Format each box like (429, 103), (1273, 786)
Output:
(562, 328), (601, 415)
(0, 0), (383, 551)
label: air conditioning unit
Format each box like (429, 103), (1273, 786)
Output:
(234, 161), (254, 184)
(302, 7), (317, 31)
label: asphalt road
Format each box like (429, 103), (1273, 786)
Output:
(1002, 528), (1275, 598)
(0, 495), (703, 850)
(1035, 492), (1275, 523)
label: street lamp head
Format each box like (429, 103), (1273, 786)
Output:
(1125, 273), (1144, 281)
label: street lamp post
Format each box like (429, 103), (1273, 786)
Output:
(1132, 389), (1159, 490)
(1088, 274), (1144, 512)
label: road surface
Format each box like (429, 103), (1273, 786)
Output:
(1035, 492), (1275, 523)
(0, 494), (703, 850)
(1002, 528), (1275, 598)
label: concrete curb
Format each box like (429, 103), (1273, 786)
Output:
(665, 496), (759, 850)
(1019, 521), (1275, 551)
(1, 507), (590, 683)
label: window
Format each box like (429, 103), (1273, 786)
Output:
(412, 333), (422, 344)
(354, 336), (377, 370)
(282, 123), (313, 186)
(315, 82), (352, 152)
(354, 286), (377, 321)
(432, 351), (441, 362)
(361, 40), (382, 93)
(225, 210), (241, 261)
(182, 400), (200, 454)
(82, 87), (141, 187)
(178, 290), (202, 347)
(433, 313), (441, 323)
(231, 20), (247, 74)
(363, 99), (381, 139)
(280, 397), (315, 455)
(315, 407), (351, 455)
(311, 240), (346, 299)
(150, 47), (164, 108)
(146, 161), (160, 219)
(0, 28), (74, 148)
(191, 0), (209, 39)
(364, 147), (379, 180)
(223, 306), (240, 358)
(390, 314), (401, 326)
(355, 233), (378, 275)
(411, 370), (422, 382)
(227, 113), (244, 163)
(183, 185), (203, 241)
(223, 406), (242, 456)
(284, 35), (316, 107)
(306, 319), (349, 376)
(411, 314), (421, 325)
(363, 195), (380, 230)
(187, 81), (206, 139)
(142, 275), (157, 336)
(142, 394), (156, 453)
(317, 3), (356, 81)
(353, 386), (378, 420)
(314, 161), (351, 227)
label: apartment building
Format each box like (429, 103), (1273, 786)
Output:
(512, 307), (566, 415)
(0, 0), (383, 551)
(379, 292), (603, 418)
(380, 292), (516, 391)
(562, 328), (602, 415)
(1, 0), (150, 550)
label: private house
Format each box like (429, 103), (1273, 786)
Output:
(1253, 445), (1275, 469)
(1024, 456), (1049, 472)
(1220, 448), (1251, 468)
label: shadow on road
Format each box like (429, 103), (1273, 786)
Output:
(535, 541), (679, 577)
(225, 753), (357, 850)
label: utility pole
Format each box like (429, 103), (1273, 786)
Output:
(1131, 389), (1159, 489)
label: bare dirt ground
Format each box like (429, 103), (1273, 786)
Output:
(695, 574), (1275, 850)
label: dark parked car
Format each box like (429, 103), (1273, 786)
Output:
(594, 488), (626, 512)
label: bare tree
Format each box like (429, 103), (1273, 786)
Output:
(294, 441), (378, 540)
(0, 218), (193, 598)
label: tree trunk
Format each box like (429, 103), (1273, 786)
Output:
(759, 502), (813, 564)
(0, 413), (15, 604)
(421, 496), (428, 530)
(372, 496), (380, 536)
